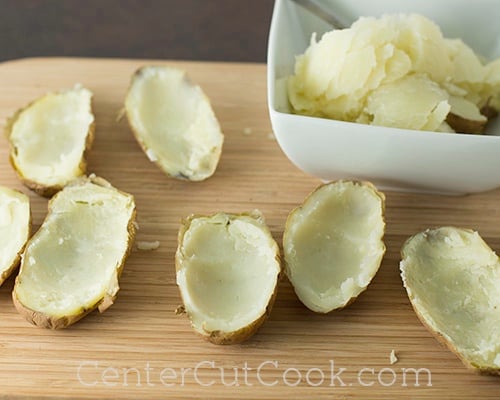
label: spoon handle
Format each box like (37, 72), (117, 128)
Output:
(290, 0), (346, 29)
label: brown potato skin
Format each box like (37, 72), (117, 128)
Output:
(446, 113), (486, 134)
(283, 180), (386, 313)
(12, 177), (137, 329)
(480, 104), (498, 120)
(12, 294), (97, 329)
(5, 93), (95, 198)
(176, 212), (281, 344)
(400, 230), (500, 376)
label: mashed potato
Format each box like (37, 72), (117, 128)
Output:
(288, 14), (499, 133)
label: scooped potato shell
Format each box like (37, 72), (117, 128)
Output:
(400, 227), (500, 375)
(283, 180), (386, 313)
(125, 66), (224, 181)
(5, 88), (95, 197)
(176, 211), (281, 344)
(12, 176), (137, 329)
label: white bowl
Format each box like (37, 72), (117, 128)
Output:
(267, 0), (500, 195)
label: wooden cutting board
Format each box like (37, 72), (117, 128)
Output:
(0, 58), (498, 399)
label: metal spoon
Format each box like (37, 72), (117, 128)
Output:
(290, 0), (346, 29)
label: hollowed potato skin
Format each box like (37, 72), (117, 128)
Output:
(175, 212), (282, 345)
(283, 180), (386, 313)
(400, 228), (500, 376)
(5, 92), (95, 198)
(12, 178), (137, 329)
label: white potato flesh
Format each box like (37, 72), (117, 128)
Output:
(8, 87), (93, 188)
(125, 66), (224, 181)
(485, 60), (500, 111)
(363, 74), (450, 131)
(447, 39), (486, 84)
(14, 179), (135, 319)
(0, 187), (30, 284)
(288, 13), (499, 132)
(396, 14), (453, 83)
(401, 227), (500, 372)
(284, 181), (385, 313)
(176, 213), (280, 335)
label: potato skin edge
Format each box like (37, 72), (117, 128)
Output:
(407, 297), (500, 376)
(0, 191), (31, 287)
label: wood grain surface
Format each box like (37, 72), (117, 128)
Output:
(0, 57), (498, 399)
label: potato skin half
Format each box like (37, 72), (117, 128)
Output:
(124, 66), (223, 182)
(175, 212), (282, 345)
(400, 230), (500, 376)
(12, 178), (137, 329)
(5, 96), (95, 198)
(283, 180), (386, 313)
